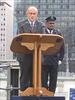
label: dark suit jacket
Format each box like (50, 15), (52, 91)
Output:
(17, 19), (44, 62)
(17, 19), (44, 34)
(42, 28), (65, 66)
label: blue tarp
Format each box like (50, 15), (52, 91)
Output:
(70, 88), (75, 100)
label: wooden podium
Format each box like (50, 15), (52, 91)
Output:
(10, 33), (64, 96)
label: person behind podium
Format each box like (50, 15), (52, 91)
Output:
(17, 6), (44, 93)
(42, 16), (65, 96)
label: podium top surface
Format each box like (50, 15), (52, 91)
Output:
(10, 33), (64, 54)
(12, 33), (63, 43)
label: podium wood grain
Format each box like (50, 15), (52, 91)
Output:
(10, 33), (64, 96)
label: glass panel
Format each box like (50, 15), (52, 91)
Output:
(69, 0), (75, 3)
(40, 0), (46, 3)
(40, 5), (47, 10)
(47, 0), (53, 3)
(62, 0), (68, 3)
(69, 5), (75, 9)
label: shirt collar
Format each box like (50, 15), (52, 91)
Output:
(28, 19), (35, 25)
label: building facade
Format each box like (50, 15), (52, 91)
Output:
(0, 0), (14, 61)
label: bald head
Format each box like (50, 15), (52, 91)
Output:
(26, 6), (38, 22)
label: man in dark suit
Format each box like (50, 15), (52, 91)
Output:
(17, 6), (44, 93)
(42, 16), (65, 96)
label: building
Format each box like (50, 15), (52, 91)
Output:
(0, 0), (14, 61)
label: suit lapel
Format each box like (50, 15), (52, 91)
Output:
(46, 28), (57, 34)
(22, 20), (32, 33)
(22, 20), (40, 33)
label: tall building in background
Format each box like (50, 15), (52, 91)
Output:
(14, 0), (75, 73)
(0, 0), (14, 60)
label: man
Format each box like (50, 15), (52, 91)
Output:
(17, 6), (44, 92)
(42, 16), (65, 96)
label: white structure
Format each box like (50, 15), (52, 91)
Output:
(0, 0), (14, 60)
(55, 76), (75, 100)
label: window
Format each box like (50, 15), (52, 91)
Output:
(71, 53), (75, 58)
(52, 0), (55, 3)
(69, 0), (75, 3)
(45, 11), (48, 15)
(40, 11), (45, 16)
(32, 0), (39, 3)
(69, 5), (75, 10)
(40, 0), (46, 3)
(48, 5), (53, 9)
(1, 8), (3, 10)
(3, 44), (5, 47)
(48, 11), (52, 15)
(52, 11), (55, 15)
(62, 0), (68, 3)
(69, 11), (75, 16)
(1, 14), (3, 16)
(61, 11), (68, 16)
(69, 22), (75, 27)
(60, 5), (63, 9)
(40, 5), (46, 10)
(53, 5), (60, 9)
(3, 18), (5, 21)
(47, 0), (53, 3)
(55, 0), (61, 3)
(55, 11), (61, 15)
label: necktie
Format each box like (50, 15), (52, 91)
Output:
(50, 30), (53, 34)
(50, 30), (51, 34)
(31, 22), (34, 31)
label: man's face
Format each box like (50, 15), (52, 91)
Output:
(26, 8), (38, 22)
(46, 21), (55, 29)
